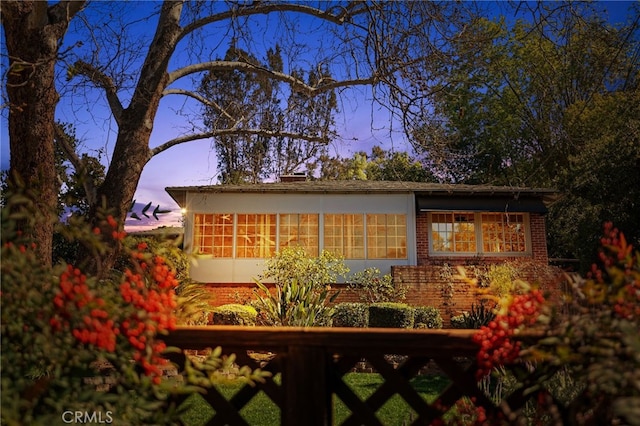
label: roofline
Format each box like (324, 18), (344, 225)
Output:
(165, 181), (557, 208)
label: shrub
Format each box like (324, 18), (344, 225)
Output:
(332, 303), (369, 327)
(0, 192), (269, 425)
(413, 306), (443, 329)
(469, 222), (640, 425)
(368, 302), (414, 328)
(253, 247), (343, 327)
(449, 314), (467, 329)
(347, 267), (407, 303)
(253, 279), (337, 327)
(260, 246), (348, 290)
(450, 302), (496, 329)
(212, 304), (257, 326)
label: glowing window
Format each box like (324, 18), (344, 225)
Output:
(366, 214), (407, 259)
(236, 214), (277, 258)
(193, 213), (234, 257)
(279, 214), (319, 256)
(324, 214), (365, 259)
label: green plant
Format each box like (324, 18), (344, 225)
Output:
(450, 302), (496, 329)
(260, 246), (349, 290)
(212, 304), (257, 326)
(0, 192), (268, 425)
(174, 281), (215, 325)
(470, 223), (640, 425)
(368, 302), (414, 328)
(347, 267), (407, 303)
(332, 303), (369, 327)
(413, 306), (443, 329)
(253, 247), (344, 326)
(253, 279), (337, 326)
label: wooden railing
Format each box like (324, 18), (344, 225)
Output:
(161, 326), (504, 426)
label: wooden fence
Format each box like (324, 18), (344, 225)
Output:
(160, 326), (529, 426)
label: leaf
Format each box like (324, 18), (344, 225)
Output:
(130, 212), (142, 220)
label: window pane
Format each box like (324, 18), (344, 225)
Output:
(279, 214), (319, 256)
(323, 214), (364, 259)
(482, 213), (526, 253)
(431, 212), (476, 253)
(193, 213), (233, 257)
(236, 214), (276, 258)
(367, 214), (407, 259)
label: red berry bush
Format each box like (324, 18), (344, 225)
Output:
(1, 194), (267, 424)
(469, 222), (640, 425)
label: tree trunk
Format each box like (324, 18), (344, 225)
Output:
(2, 1), (84, 266)
(90, 1), (182, 272)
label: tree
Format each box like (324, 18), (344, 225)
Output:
(2, 1), (85, 266)
(314, 146), (436, 182)
(3, 1), (473, 268)
(199, 44), (338, 183)
(409, 2), (640, 265)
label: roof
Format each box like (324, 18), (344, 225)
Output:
(166, 180), (556, 208)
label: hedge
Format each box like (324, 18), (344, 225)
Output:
(368, 302), (414, 328)
(413, 306), (443, 329)
(332, 303), (369, 327)
(211, 304), (258, 326)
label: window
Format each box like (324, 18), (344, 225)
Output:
(430, 212), (528, 255)
(481, 213), (527, 253)
(279, 214), (319, 256)
(431, 212), (476, 253)
(367, 214), (407, 259)
(236, 214), (276, 258)
(194, 212), (408, 260)
(324, 214), (365, 258)
(194, 213), (233, 257)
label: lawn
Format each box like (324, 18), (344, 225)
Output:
(180, 373), (450, 426)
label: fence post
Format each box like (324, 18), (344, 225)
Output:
(283, 345), (331, 426)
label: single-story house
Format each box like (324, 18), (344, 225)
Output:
(166, 178), (559, 317)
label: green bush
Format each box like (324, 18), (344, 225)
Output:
(253, 279), (337, 327)
(212, 304), (257, 326)
(368, 303), (414, 328)
(347, 267), (407, 303)
(413, 306), (443, 329)
(332, 303), (369, 327)
(450, 302), (496, 329)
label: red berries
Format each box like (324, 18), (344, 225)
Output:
(49, 233), (179, 384)
(473, 289), (544, 379)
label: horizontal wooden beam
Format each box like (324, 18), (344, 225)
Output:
(160, 326), (480, 356)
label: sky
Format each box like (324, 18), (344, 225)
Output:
(1, 1), (637, 232)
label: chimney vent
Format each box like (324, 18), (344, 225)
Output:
(280, 172), (307, 183)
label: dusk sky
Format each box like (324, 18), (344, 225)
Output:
(1, 1), (636, 232)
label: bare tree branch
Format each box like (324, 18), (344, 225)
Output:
(71, 60), (124, 123)
(162, 88), (236, 122)
(151, 128), (331, 157)
(168, 60), (376, 96)
(177, 2), (370, 43)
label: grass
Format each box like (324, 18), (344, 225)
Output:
(180, 373), (450, 426)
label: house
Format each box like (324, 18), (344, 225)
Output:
(166, 179), (559, 318)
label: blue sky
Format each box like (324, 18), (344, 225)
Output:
(1, 1), (637, 231)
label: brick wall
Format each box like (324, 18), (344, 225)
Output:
(391, 262), (564, 326)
